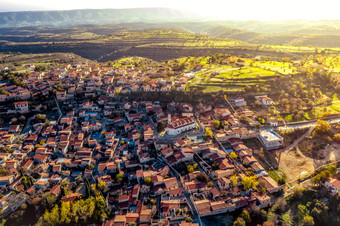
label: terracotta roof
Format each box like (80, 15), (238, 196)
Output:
(210, 201), (228, 211)
(195, 200), (211, 215)
(327, 178), (340, 188)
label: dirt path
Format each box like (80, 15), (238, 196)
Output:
(277, 127), (315, 185)
(282, 126), (314, 153)
(279, 128), (340, 186)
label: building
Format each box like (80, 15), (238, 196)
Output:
(257, 130), (283, 150)
(14, 101), (29, 113)
(255, 95), (275, 105)
(167, 115), (196, 136)
(259, 175), (281, 193)
(324, 178), (340, 195)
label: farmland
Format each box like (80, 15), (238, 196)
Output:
(186, 62), (282, 93)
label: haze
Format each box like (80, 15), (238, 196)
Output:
(1, 0), (339, 20)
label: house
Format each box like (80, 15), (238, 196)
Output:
(214, 108), (231, 117)
(161, 200), (180, 217)
(50, 185), (61, 197)
(180, 222), (199, 226)
(324, 178), (340, 195)
(34, 154), (49, 164)
(14, 101), (29, 113)
(184, 181), (207, 193)
(8, 125), (21, 133)
(0, 175), (14, 185)
(151, 175), (164, 186)
(22, 159), (34, 170)
(112, 215), (126, 226)
(267, 118), (278, 127)
(251, 162), (265, 174)
(259, 175), (281, 193)
(211, 169), (235, 179)
(235, 59), (246, 67)
(56, 91), (67, 101)
(139, 206), (152, 223)
(167, 116), (196, 136)
(181, 147), (194, 161)
(241, 156), (257, 165)
(210, 187), (220, 200)
(61, 193), (82, 202)
(35, 178), (49, 190)
(179, 103), (193, 112)
(234, 97), (247, 107)
(154, 140), (172, 151)
(255, 95), (275, 105)
(253, 192), (271, 208)
(210, 201), (230, 215)
(217, 177), (231, 190)
(125, 213), (139, 225)
(257, 130), (283, 150)
(194, 200), (211, 217)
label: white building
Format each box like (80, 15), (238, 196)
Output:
(324, 178), (340, 195)
(255, 95), (275, 105)
(14, 101), (29, 113)
(167, 115), (196, 136)
(257, 130), (283, 150)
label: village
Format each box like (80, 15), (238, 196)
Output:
(0, 60), (339, 226)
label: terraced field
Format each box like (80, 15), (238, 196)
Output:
(186, 65), (279, 93)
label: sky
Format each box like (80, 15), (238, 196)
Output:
(1, 0), (340, 20)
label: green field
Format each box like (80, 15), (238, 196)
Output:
(186, 63), (279, 93)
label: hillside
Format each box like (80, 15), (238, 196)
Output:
(0, 8), (200, 28)
(0, 29), (264, 62)
(0, 52), (96, 68)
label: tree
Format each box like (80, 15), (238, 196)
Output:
(211, 162), (219, 170)
(205, 128), (213, 138)
(233, 217), (246, 226)
(60, 201), (71, 224)
(34, 65), (46, 72)
(187, 165), (194, 173)
(0, 89), (8, 95)
(302, 215), (315, 226)
(315, 120), (330, 135)
(94, 196), (107, 222)
(298, 204), (309, 223)
(116, 173), (123, 183)
(292, 187), (304, 199)
(78, 197), (96, 222)
(98, 180), (106, 192)
(333, 134), (340, 143)
(0, 167), (10, 176)
(43, 205), (60, 225)
(42, 193), (57, 210)
(186, 216), (193, 222)
(145, 177), (151, 184)
(230, 174), (238, 187)
(195, 172), (209, 183)
(241, 175), (259, 190)
(240, 210), (251, 224)
(157, 121), (167, 133)
(260, 209), (268, 221)
(272, 198), (287, 214)
(212, 120), (220, 129)
(230, 151), (238, 159)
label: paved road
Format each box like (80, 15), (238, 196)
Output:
(264, 115), (340, 131)
(21, 116), (34, 134)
